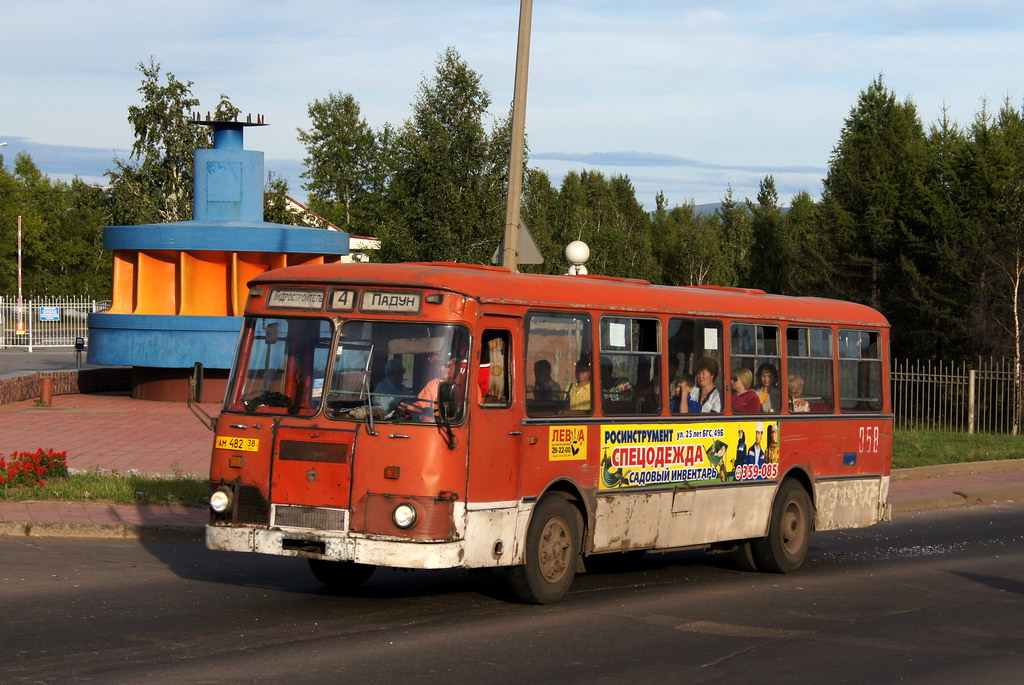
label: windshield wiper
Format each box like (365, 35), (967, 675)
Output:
(362, 344), (376, 435)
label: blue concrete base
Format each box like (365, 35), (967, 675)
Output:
(87, 313), (243, 369)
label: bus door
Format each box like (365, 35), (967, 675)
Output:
(467, 325), (522, 505)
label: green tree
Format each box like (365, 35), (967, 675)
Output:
(3, 152), (111, 297)
(296, 91), (380, 230)
(716, 185), (752, 287)
(379, 47), (509, 264)
(747, 175), (786, 293)
(782, 190), (831, 296)
(548, 170), (657, 281)
(262, 171), (304, 226)
(820, 75), (935, 356)
(107, 58), (212, 225)
(654, 198), (726, 286)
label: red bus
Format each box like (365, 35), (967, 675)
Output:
(200, 262), (892, 603)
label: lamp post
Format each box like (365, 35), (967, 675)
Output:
(16, 215), (24, 335)
(500, 0), (533, 273)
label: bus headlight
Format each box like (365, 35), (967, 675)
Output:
(392, 503), (418, 529)
(210, 487), (232, 513)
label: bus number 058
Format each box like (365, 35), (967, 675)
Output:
(858, 426), (880, 454)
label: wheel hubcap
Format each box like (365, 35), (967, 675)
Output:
(538, 516), (571, 583)
(781, 500), (806, 555)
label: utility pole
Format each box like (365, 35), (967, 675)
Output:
(500, 0), (533, 273)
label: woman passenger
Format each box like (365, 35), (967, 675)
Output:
(788, 374), (810, 413)
(689, 357), (722, 413)
(753, 363), (781, 413)
(730, 368), (762, 413)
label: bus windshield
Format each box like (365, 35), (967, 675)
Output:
(326, 320), (469, 424)
(227, 317), (333, 416)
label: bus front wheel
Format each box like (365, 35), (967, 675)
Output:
(507, 496), (580, 604)
(752, 479), (812, 573)
(308, 558), (376, 589)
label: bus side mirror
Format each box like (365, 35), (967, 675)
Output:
(438, 381), (458, 419)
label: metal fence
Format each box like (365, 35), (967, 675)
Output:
(0, 296), (108, 351)
(892, 357), (1021, 435)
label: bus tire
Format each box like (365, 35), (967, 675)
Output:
(729, 541), (759, 572)
(507, 496), (580, 604)
(752, 479), (812, 574)
(308, 558), (376, 589)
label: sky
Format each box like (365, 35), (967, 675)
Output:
(1, 0), (1023, 210)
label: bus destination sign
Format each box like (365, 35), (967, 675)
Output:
(268, 289), (325, 309)
(361, 291), (422, 314)
(328, 289), (356, 311)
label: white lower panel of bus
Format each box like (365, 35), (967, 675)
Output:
(591, 484), (777, 552)
(813, 475), (890, 530)
(205, 501), (535, 570)
(590, 475), (889, 552)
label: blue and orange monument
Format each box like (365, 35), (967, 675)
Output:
(88, 115), (349, 400)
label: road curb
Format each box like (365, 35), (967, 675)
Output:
(0, 520), (204, 542)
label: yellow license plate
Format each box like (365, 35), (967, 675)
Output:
(215, 436), (260, 452)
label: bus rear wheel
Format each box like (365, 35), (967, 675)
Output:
(308, 559), (376, 589)
(753, 479), (812, 573)
(507, 496), (580, 604)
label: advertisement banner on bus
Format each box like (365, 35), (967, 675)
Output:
(598, 421), (781, 489)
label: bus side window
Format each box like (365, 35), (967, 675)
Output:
(729, 323), (781, 414)
(525, 311), (593, 417)
(600, 317), (660, 415)
(667, 317), (723, 414)
(478, 330), (511, 408)
(838, 329), (882, 412)
(786, 326), (834, 413)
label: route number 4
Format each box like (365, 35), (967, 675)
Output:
(858, 426), (880, 454)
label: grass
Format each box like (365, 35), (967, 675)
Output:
(892, 429), (1024, 469)
(0, 468), (209, 506)
(0, 429), (1021, 504)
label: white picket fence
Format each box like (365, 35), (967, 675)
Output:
(0, 296), (108, 351)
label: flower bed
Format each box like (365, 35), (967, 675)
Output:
(0, 449), (69, 488)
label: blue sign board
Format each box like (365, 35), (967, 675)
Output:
(38, 306), (60, 322)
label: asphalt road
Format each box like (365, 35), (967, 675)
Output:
(2, 501), (1022, 684)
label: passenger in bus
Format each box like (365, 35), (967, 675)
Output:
(374, 359), (413, 411)
(669, 373), (697, 413)
(690, 357), (722, 413)
(730, 368), (762, 413)
(754, 363), (781, 413)
(398, 354), (457, 421)
(566, 360), (592, 411)
(788, 374), (810, 413)
(600, 356), (631, 399)
(529, 359), (563, 401)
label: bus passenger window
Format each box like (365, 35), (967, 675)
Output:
(668, 318), (723, 414)
(839, 329), (882, 412)
(730, 323), (781, 413)
(786, 326), (834, 413)
(479, 330), (511, 408)
(600, 317), (660, 415)
(525, 311), (593, 416)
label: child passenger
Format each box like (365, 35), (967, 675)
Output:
(670, 374), (700, 413)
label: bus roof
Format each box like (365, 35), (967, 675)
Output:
(252, 262), (889, 328)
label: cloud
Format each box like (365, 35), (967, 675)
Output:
(532, 151), (825, 174)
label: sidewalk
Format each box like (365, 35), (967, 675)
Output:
(0, 392), (1022, 540)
